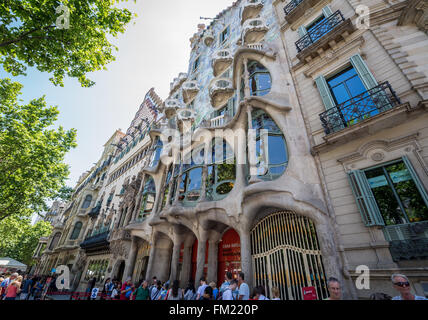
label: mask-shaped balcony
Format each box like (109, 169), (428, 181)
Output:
(212, 49), (233, 77)
(169, 72), (188, 95)
(182, 80), (200, 104)
(164, 99), (183, 119)
(242, 18), (268, 44)
(241, 0), (264, 25)
(209, 78), (234, 109)
(203, 29), (215, 46)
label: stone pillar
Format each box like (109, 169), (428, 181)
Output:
(195, 235), (207, 283)
(240, 231), (253, 290)
(123, 237), (139, 282)
(207, 240), (219, 284)
(169, 242), (182, 282)
(179, 245), (192, 287)
(145, 243), (157, 281)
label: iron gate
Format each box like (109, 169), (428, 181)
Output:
(251, 211), (328, 300)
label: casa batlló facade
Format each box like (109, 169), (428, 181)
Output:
(35, 0), (428, 299)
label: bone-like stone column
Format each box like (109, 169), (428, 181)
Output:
(169, 240), (183, 282)
(240, 231), (253, 290)
(207, 239), (219, 284)
(123, 237), (139, 282)
(179, 244), (192, 287)
(145, 243), (157, 281)
(194, 235), (208, 283)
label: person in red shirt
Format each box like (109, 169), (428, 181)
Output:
(120, 277), (134, 300)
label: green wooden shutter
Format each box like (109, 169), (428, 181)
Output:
(322, 5), (333, 17)
(298, 25), (307, 38)
(402, 155), (428, 207)
(348, 170), (385, 226)
(350, 54), (378, 90)
(315, 75), (336, 110)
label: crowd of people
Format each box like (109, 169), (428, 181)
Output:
(0, 270), (426, 301)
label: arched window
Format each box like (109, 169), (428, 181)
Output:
(137, 176), (156, 221)
(49, 232), (61, 250)
(178, 147), (205, 205)
(81, 195), (92, 209)
(249, 109), (288, 181)
(240, 60), (272, 99)
(149, 136), (163, 168)
(70, 222), (83, 240)
(206, 139), (236, 201)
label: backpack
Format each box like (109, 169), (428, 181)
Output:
(125, 286), (132, 299)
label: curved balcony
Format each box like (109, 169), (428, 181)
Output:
(164, 99), (183, 118)
(242, 18), (268, 44)
(209, 78), (234, 109)
(176, 108), (196, 122)
(212, 49), (233, 77)
(241, 0), (263, 25)
(169, 72), (188, 94)
(203, 29), (215, 46)
(182, 80), (200, 104)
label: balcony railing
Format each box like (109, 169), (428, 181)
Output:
(319, 82), (401, 135)
(296, 10), (345, 53)
(284, 0), (304, 16)
(80, 231), (110, 249)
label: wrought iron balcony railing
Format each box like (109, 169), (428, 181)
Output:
(80, 230), (110, 249)
(295, 10), (345, 52)
(284, 0), (304, 16)
(319, 82), (401, 135)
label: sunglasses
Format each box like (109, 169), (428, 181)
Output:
(393, 282), (410, 287)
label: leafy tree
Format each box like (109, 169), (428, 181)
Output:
(53, 185), (74, 202)
(0, 0), (135, 87)
(0, 216), (52, 266)
(0, 78), (77, 221)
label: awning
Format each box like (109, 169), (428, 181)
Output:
(0, 257), (27, 271)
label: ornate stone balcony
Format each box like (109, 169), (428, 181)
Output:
(242, 18), (268, 44)
(203, 29), (215, 46)
(295, 11), (355, 63)
(164, 98), (183, 118)
(209, 78), (234, 109)
(283, 0), (321, 25)
(80, 230), (110, 252)
(169, 72), (188, 94)
(182, 80), (200, 104)
(241, 0), (263, 25)
(212, 49), (233, 77)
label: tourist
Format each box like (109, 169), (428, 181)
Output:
(271, 287), (281, 300)
(183, 281), (197, 300)
(325, 277), (341, 300)
(209, 282), (219, 300)
(120, 277), (134, 300)
(133, 280), (150, 300)
(86, 277), (97, 300)
(148, 276), (157, 297)
(33, 278), (45, 300)
(150, 280), (162, 300)
(111, 281), (120, 300)
(202, 286), (214, 300)
(391, 274), (427, 300)
(254, 286), (269, 300)
(167, 280), (183, 300)
(238, 272), (250, 300)
(1, 273), (17, 299)
(101, 278), (112, 300)
(20, 275), (33, 300)
(4, 276), (22, 300)
(158, 281), (170, 300)
(222, 279), (238, 300)
(196, 276), (208, 300)
(219, 271), (233, 298)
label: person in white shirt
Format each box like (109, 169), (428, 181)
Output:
(238, 272), (250, 300)
(222, 279), (238, 300)
(254, 285), (269, 300)
(196, 277), (208, 300)
(391, 274), (427, 300)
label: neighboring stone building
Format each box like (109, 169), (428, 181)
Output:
(35, 0), (428, 300)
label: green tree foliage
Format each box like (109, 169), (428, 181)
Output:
(0, 216), (52, 266)
(54, 185), (74, 202)
(0, 0), (135, 87)
(0, 78), (77, 221)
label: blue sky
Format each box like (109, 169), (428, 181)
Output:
(1, 0), (234, 188)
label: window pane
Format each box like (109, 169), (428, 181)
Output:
(365, 167), (406, 225)
(268, 136), (287, 165)
(188, 167), (203, 191)
(385, 162), (428, 223)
